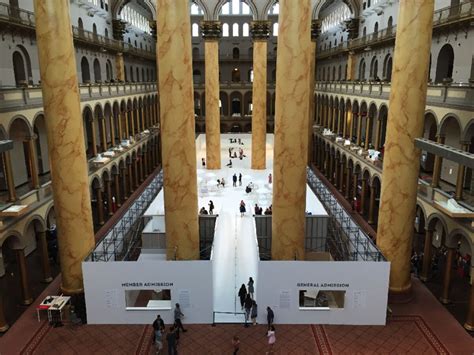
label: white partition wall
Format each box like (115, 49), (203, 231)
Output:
(257, 261), (390, 325)
(82, 261), (213, 324)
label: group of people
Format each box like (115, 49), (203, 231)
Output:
(254, 204), (272, 216)
(152, 304), (187, 355)
(233, 173), (243, 187)
(199, 200), (215, 215)
(229, 137), (244, 145)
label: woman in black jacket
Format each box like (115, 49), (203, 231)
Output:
(238, 284), (247, 310)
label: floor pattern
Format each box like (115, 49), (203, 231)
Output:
(17, 315), (454, 355)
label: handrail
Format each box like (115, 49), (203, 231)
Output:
(0, 3), (155, 59)
(317, 2), (473, 57)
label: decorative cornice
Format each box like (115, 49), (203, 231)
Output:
(250, 21), (270, 41)
(200, 21), (222, 40)
(311, 20), (321, 42)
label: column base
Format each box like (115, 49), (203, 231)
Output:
(388, 286), (413, 304)
(42, 276), (53, 283)
(60, 285), (84, 295)
(439, 297), (450, 305)
(464, 322), (474, 331)
(368, 219), (375, 225)
(0, 324), (9, 332)
(22, 298), (33, 306)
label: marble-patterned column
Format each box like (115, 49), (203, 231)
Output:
(96, 187), (105, 226)
(250, 21), (270, 170)
(367, 184), (376, 224)
(307, 20), (320, 165)
(115, 53), (125, 82)
(455, 142), (469, 200)
(376, 0), (434, 296)
(431, 135), (445, 187)
(374, 117), (382, 151)
(201, 21), (221, 170)
(27, 137), (40, 188)
(157, 0), (199, 260)
(16, 248), (33, 305)
(440, 247), (455, 304)
(364, 116), (372, 149)
(346, 51), (356, 81)
(0, 291), (8, 332)
(34, 0), (95, 294)
(121, 165), (129, 200)
(420, 229), (433, 282)
(360, 178), (367, 215)
(352, 172), (358, 201)
(114, 172), (121, 207)
(349, 112), (356, 141)
(345, 166), (351, 199)
(464, 280), (474, 331)
(106, 178), (113, 216)
(2, 151), (17, 201)
(272, 0), (311, 260)
(38, 230), (53, 283)
(356, 114), (363, 146)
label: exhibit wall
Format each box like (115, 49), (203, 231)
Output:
(257, 261), (390, 325)
(82, 260), (213, 324)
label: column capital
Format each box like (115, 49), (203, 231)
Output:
(200, 21), (222, 40)
(344, 18), (359, 40)
(311, 20), (321, 42)
(250, 21), (271, 41)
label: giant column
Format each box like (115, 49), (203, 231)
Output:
(115, 53), (125, 82)
(376, 0), (434, 297)
(201, 21), (221, 169)
(34, 0), (95, 294)
(251, 21), (270, 169)
(272, 0), (311, 260)
(157, 0), (199, 260)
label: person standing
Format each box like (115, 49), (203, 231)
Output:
(238, 173), (242, 186)
(232, 335), (240, 355)
(251, 300), (258, 326)
(233, 173), (237, 187)
(266, 325), (276, 354)
(153, 314), (165, 332)
(239, 200), (246, 217)
(208, 200), (214, 215)
(154, 326), (164, 354)
(174, 303), (187, 337)
(266, 307), (274, 330)
(247, 277), (254, 299)
(202, 157), (206, 168)
(268, 173), (272, 184)
(238, 284), (247, 310)
(244, 294), (252, 327)
(166, 326), (178, 355)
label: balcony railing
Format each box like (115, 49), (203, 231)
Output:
(0, 82), (158, 110)
(314, 81), (474, 109)
(0, 3), (155, 60)
(317, 2), (473, 58)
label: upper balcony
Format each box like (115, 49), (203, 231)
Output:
(0, 3), (155, 61)
(0, 82), (158, 112)
(314, 81), (474, 111)
(316, 2), (473, 60)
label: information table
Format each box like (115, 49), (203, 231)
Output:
(36, 296), (71, 322)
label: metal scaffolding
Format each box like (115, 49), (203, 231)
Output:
(307, 168), (385, 262)
(87, 171), (164, 262)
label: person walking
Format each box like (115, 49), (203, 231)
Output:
(174, 303), (187, 338)
(233, 173), (237, 187)
(238, 284), (247, 310)
(166, 326), (178, 355)
(244, 294), (252, 327)
(238, 173), (242, 186)
(247, 277), (254, 299)
(266, 325), (276, 354)
(154, 326), (164, 354)
(209, 200), (214, 215)
(251, 300), (258, 326)
(239, 200), (246, 217)
(268, 173), (272, 184)
(153, 314), (165, 332)
(202, 157), (206, 168)
(232, 335), (240, 354)
(266, 307), (274, 330)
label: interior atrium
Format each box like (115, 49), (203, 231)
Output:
(0, 0), (473, 353)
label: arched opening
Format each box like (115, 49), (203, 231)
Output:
(83, 107), (95, 158)
(192, 23), (199, 37)
(230, 92), (242, 117)
(439, 116), (462, 188)
(358, 59), (366, 81)
(92, 23), (98, 38)
(232, 68), (241, 82)
(222, 23), (229, 37)
(233, 47), (240, 59)
(387, 16), (393, 32)
(81, 57), (91, 84)
(370, 57), (378, 80)
(435, 44), (454, 83)
(219, 92), (229, 117)
(12, 51), (27, 87)
(420, 112), (437, 175)
(232, 23), (239, 37)
(383, 54), (393, 81)
(193, 69), (202, 84)
(93, 59), (101, 83)
(78, 17), (84, 35)
(9, 117), (35, 190)
(33, 114), (50, 180)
